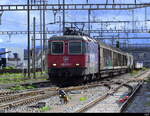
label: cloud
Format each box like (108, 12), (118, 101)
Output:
(0, 0), (150, 48)
(0, 39), (3, 43)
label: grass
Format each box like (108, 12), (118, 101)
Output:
(145, 76), (150, 83)
(144, 101), (150, 107)
(9, 85), (36, 91)
(142, 67), (147, 71)
(80, 97), (87, 101)
(39, 106), (52, 112)
(2, 66), (16, 70)
(0, 77), (47, 85)
(130, 70), (139, 76)
(68, 96), (72, 100)
(0, 72), (48, 84)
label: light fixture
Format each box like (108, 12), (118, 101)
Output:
(76, 63), (80, 66)
(52, 64), (57, 66)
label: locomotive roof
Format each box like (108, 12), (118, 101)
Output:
(50, 35), (97, 42)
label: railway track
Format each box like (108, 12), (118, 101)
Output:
(0, 90), (19, 96)
(0, 82), (111, 111)
(0, 87), (59, 110)
(0, 70), (149, 112)
(74, 70), (150, 113)
(74, 80), (133, 112)
(119, 80), (144, 112)
(0, 80), (143, 112)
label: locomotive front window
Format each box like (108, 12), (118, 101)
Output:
(69, 42), (82, 54)
(51, 42), (64, 54)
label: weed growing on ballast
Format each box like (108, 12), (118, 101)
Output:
(80, 97), (87, 101)
(39, 106), (52, 112)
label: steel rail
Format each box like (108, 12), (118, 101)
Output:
(119, 80), (143, 112)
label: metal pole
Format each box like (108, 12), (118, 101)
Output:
(59, 16), (61, 36)
(62, 0), (65, 35)
(58, 0), (61, 36)
(145, 7), (147, 30)
(27, 0), (30, 78)
(132, 10), (134, 32)
(0, 11), (3, 25)
(43, 0), (46, 70)
(33, 17), (36, 79)
(88, 10), (91, 36)
(40, 0), (43, 74)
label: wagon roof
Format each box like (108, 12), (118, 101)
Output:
(95, 39), (128, 54)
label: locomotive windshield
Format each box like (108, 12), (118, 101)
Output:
(69, 41), (82, 54)
(51, 42), (64, 54)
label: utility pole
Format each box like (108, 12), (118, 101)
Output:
(43, 0), (46, 71)
(27, 0), (30, 78)
(88, 10), (91, 36)
(32, 17), (36, 79)
(0, 11), (3, 25)
(63, 0), (65, 35)
(145, 7), (147, 30)
(40, 0), (43, 74)
(132, 9), (135, 33)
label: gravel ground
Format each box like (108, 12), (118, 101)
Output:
(2, 70), (149, 113)
(85, 86), (133, 113)
(5, 86), (109, 113)
(125, 82), (150, 113)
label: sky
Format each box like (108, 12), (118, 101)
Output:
(0, 0), (150, 48)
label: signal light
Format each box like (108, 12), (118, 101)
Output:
(52, 64), (57, 66)
(119, 99), (125, 103)
(76, 64), (80, 66)
(125, 96), (129, 99)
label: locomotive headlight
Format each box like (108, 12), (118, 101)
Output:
(76, 63), (80, 66)
(52, 64), (57, 66)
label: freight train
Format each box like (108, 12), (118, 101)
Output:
(47, 28), (134, 85)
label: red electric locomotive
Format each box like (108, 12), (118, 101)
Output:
(48, 35), (99, 85)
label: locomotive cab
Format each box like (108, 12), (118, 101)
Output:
(48, 36), (86, 80)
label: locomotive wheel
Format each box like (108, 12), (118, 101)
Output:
(92, 74), (96, 80)
(83, 76), (89, 83)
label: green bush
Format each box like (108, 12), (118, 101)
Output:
(26, 85), (36, 89)
(142, 67), (147, 71)
(3, 66), (16, 70)
(9, 85), (26, 91)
